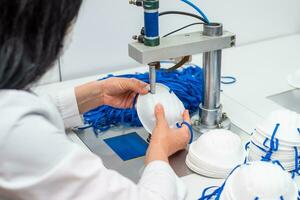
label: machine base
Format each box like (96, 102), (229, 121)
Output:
(192, 112), (231, 134)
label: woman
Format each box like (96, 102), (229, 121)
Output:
(0, 1), (191, 200)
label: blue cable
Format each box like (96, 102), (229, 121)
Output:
(180, 0), (210, 24)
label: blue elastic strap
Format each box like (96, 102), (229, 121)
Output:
(298, 128), (300, 134)
(262, 137), (270, 149)
(243, 157), (247, 164)
(176, 121), (194, 144)
(263, 138), (279, 151)
(270, 123), (280, 150)
(199, 165), (241, 199)
(199, 186), (219, 200)
(294, 147), (299, 173)
(180, 0), (210, 24)
(261, 138), (279, 161)
(261, 124), (280, 161)
(199, 185), (225, 200)
(252, 141), (268, 153)
(221, 76), (237, 84)
(292, 172), (296, 179)
(261, 149), (275, 161)
(215, 183), (225, 200)
(245, 141), (250, 150)
(272, 160), (285, 170)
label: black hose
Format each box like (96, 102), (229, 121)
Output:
(159, 11), (207, 23)
(162, 22), (203, 38)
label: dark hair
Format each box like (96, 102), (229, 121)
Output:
(0, 0), (82, 89)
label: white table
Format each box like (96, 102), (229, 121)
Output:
(34, 34), (300, 200)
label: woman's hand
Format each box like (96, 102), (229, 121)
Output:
(75, 77), (148, 114)
(100, 77), (148, 108)
(145, 104), (191, 164)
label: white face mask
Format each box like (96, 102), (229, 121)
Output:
(186, 129), (246, 179)
(136, 83), (185, 133)
(257, 109), (300, 145)
(219, 161), (298, 200)
(247, 109), (300, 173)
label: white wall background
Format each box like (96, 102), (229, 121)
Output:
(40, 0), (300, 83)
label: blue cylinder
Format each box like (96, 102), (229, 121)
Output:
(144, 11), (159, 38)
(143, 0), (159, 47)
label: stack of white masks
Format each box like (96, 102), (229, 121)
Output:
(136, 83), (185, 133)
(248, 109), (300, 172)
(218, 161), (298, 200)
(186, 129), (246, 179)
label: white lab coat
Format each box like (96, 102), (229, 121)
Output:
(0, 88), (186, 200)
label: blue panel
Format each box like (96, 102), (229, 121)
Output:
(144, 12), (159, 37)
(104, 132), (149, 161)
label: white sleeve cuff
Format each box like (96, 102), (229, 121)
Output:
(139, 161), (187, 200)
(51, 88), (83, 129)
(142, 160), (175, 178)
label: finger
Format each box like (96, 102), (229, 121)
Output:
(120, 92), (135, 108)
(126, 78), (149, 94)
(129, 92), (137, 108)
(155, 103), (168, 126)
(182, 110), (191, 124)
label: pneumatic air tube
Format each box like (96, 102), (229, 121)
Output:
(143, 0), (160, 47)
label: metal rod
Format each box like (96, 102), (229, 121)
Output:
(149, 65), (156, 94)
(200, 23), (223, 128)
(201, 50), (222, 127)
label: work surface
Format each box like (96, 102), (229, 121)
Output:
(35, 34), (300, 199)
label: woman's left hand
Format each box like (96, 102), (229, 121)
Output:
(100, 77), (148, 108)
(75, 77), (148, 114)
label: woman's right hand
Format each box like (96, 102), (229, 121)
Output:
(145, 104), (191, 164)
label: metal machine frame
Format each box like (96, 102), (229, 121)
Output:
(129, 22), (236, 132)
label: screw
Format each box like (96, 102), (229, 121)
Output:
(129, 0), (135, 4)
(132, 35), (138, 40)
(129, 0), (143, 6)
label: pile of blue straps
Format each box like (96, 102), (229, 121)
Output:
(80, 65), (204, 135)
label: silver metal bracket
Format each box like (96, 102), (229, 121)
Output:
(192, 110), (231, 134)
(128, 30), (235, 64)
